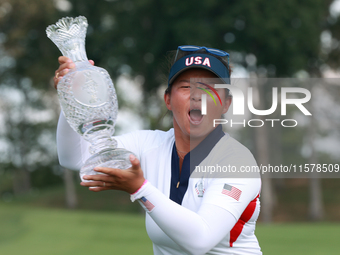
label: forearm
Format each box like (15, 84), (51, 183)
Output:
(57, 111), (90, 170)
(131, 181), (237, 255)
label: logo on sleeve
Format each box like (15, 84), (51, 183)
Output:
(195, 179), (205, 197)
(221, 184), (242, 201)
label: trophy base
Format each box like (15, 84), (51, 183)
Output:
(80, 148), (134, 182)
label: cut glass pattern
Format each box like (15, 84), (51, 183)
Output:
(46, 16), (134, 181)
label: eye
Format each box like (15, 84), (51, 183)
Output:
(176, 80), (191, 89)
(179, 83), (191, 89)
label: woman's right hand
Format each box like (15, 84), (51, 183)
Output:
(53, 56), (94, 89)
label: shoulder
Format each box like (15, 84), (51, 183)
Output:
(116, 128), (174, 150)
(221, 134), (254, 156)
(193, 133), (259, 179)
(128, 128), (174, 143)
(213, 134), (257, 165)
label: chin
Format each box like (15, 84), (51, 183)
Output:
(189, 123), (213, 139)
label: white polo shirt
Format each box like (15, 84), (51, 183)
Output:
(57, 113), (262, 254)
(115, 128), (262, 255)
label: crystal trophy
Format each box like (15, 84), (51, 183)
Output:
(46, 16), (134, 181)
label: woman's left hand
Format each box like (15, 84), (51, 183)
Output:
(80, 154), (145, 194)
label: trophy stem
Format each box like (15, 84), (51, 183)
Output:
(88, 134), (118, 155)
(80, 120), (117, 155)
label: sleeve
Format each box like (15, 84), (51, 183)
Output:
(202, 178), (261, 220)
(56, 112), (151, 170)
(57, 111), (91, 171)
(131, 181), (243, 255)
(197, 139), (262, 220)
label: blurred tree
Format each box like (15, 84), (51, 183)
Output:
(58, 0), (331, 134)
(323, 0), (340, 70)
(63, 0), (330, 82)
(0, 0), (337, 219)
(0, 0), (62, 196)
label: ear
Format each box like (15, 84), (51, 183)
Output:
(222, 96), (232, 114)
(164, 92), (172, 111)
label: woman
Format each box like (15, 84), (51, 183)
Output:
(55, 46), (262, 255)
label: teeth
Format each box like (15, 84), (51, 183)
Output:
(189, 109), (201, 114)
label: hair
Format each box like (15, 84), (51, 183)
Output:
(164, 48), (232, 98)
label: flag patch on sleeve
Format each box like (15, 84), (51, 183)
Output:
(140, 196), (155, 212)
(221, 184), (242, 201)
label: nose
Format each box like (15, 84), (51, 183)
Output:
(190, 86), (203, 102)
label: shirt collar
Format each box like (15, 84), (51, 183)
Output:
(189, 124), (225, 174)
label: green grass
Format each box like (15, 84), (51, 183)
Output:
(6, 184), (143, 213)
(1, 204), (340, 255)
(0, 204), (153, 255)
(256, 223), (340, 255)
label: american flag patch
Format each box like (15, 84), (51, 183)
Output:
(140, 196), (155, 212)
(221, 184), (242, 201)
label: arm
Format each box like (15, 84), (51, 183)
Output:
(81, 157), (260, 255)
(55, 56), (94, 170)
(132, 181), (237, 255)
(57, 111), (91, 170)
(57, 111), (148, 170)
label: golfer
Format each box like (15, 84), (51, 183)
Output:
(54, 45), (262, 255)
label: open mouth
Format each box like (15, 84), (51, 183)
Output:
(189, 109), (204, 125)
